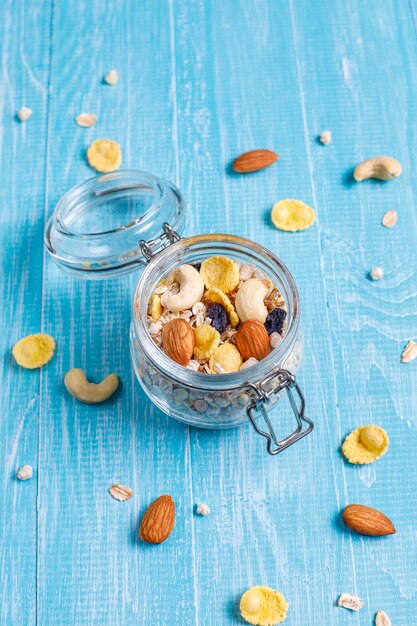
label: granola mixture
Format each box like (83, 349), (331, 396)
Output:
(145, 256), (287, 374)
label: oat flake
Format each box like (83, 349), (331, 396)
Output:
(75, 113), (97, 128)
(104, 69), (119, 85)
(109, 484), (133, 502)
(375, 611), (392, 626)
(338, 593), (364, 611)
(401, 340), (417, 363)
(381, 209), (398, 228)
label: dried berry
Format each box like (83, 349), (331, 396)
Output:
(264, 308), (287, 335)
(207, 303), (228, 333)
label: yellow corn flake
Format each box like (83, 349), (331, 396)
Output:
(341, 425), (389, 465)
(87, 139), (122, 172)
(12, 334), (56, 369)
(200, 256), (240, 293)
(271, 199), (315, 232)
(240, 586), (289, 625)
(209, 344), (242, 374)
(194, 324), (220, 360)
(148, 294), (162, 321)
(205, 288), (239, 327)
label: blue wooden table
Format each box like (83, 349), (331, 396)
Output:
(1, 1), (417, 624)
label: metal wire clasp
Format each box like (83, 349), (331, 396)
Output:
(245, 368), (314, 455)
(140, 222), (181, 262)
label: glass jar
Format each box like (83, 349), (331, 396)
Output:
(45, 170), (313, 455)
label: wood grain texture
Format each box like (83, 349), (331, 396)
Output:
(1, 0), (417, 624)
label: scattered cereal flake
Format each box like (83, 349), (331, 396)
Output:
(109, 484), (133, 502)
(381, 209), (398, 228)
(17, 106), (32, 122)
(401, 340), (417, 363)
(148, 294), (162, 321)
(194, 324), (220, 360)
(209, 343), (242, 374)
(104, 69), (119, 85)
(75, 113), (97, 128)
(200, 256), (240, 293)
(17, 465), (33, 481)
(271, 199), (315, 232)
(205, 288), (239, 327)
(342, 425), (389, 465)
(12, 334), (56, 369)
(338, 593), (364, 611)
(87, 139), (122, 172)
(239, 264), (254, 281)
(375, 611), (392, 626)
(196, 502), (210, 515)
(370, 267), (384, 281)
(240, 586), (288, 625)
(319, 130), (332, 145)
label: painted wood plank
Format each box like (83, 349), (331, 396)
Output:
(36, 1), (196, 624)
(0, 1), (52, 624)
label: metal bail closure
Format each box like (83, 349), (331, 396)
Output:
(245, 368), (313, 455)
(140, 222), (181, 262)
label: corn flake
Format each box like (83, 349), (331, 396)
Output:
(342, 425), (389, 464)
(271, 199), (315, 232)
(87, 139), (122, 172)
(240, 586), (289, 625)
(209, 344), (242, 373)
(205, 288), (239, 327)
(12, 334), (56, 369)
(200, 256), (240, 293)
(148, 294), (162, 321)
(194, 324), (220, 360)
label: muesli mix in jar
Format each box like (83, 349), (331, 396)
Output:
(45, 170), (313, 454)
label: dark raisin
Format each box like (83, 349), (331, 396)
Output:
(207, 302), (228, 334)
(264, 307), (287, 335)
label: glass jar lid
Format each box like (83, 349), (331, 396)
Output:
(44, 170), (185, 278)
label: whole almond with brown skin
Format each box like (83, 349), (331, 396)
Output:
(342, 504), (396, 537)
(232, 149), (279, 173)
(162, 318), (194, 365)
(236, 320), (271, 361)
(139, 495), (175, 544)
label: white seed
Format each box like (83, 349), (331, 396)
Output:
(180, 310), (193, 319)
(269, 332), (282, 348)
(338, 593), (364, 611)
(401, 340), (417, 363)
(149, 321), (162, 335)
(196, 502), (210, 516)
(240, 357), (259, 370)
(319, 130), (332, 145)
(186, 359), (200, 371)
(109, 483), (133, 501)
(17, 465), (33, 481)
(370, 267), (384, 281)
(239, 264), (254, 281)
(75, 113), (97, 128)
(381, 209), (398, 228)
(104, 69), (118, 85)
(17, 107), (32, 122)
(375, 610), (392, 626)
(213, 362), (225, 373)
(192, 302), (206, 317)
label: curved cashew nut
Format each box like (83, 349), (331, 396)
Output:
(64, 368), (119, 404)
(235, 278), (269, 323)
(164, 264), (204, 312)
(353, 156), (402, 182)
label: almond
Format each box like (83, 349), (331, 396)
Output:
(342, 504), (396, 536)
(236, 320), (270, 361)
(232, 149), (279, 173)
(139, 494), (175, 544)
(162, 318), (194, 365)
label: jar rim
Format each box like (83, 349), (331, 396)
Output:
(132, 233), (300, 391)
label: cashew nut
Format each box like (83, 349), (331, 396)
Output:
(64, 368), (119, 404)
(353, 156), (402, 182)
(235, 278), (269, 323)
(164, 264), (204, 312)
